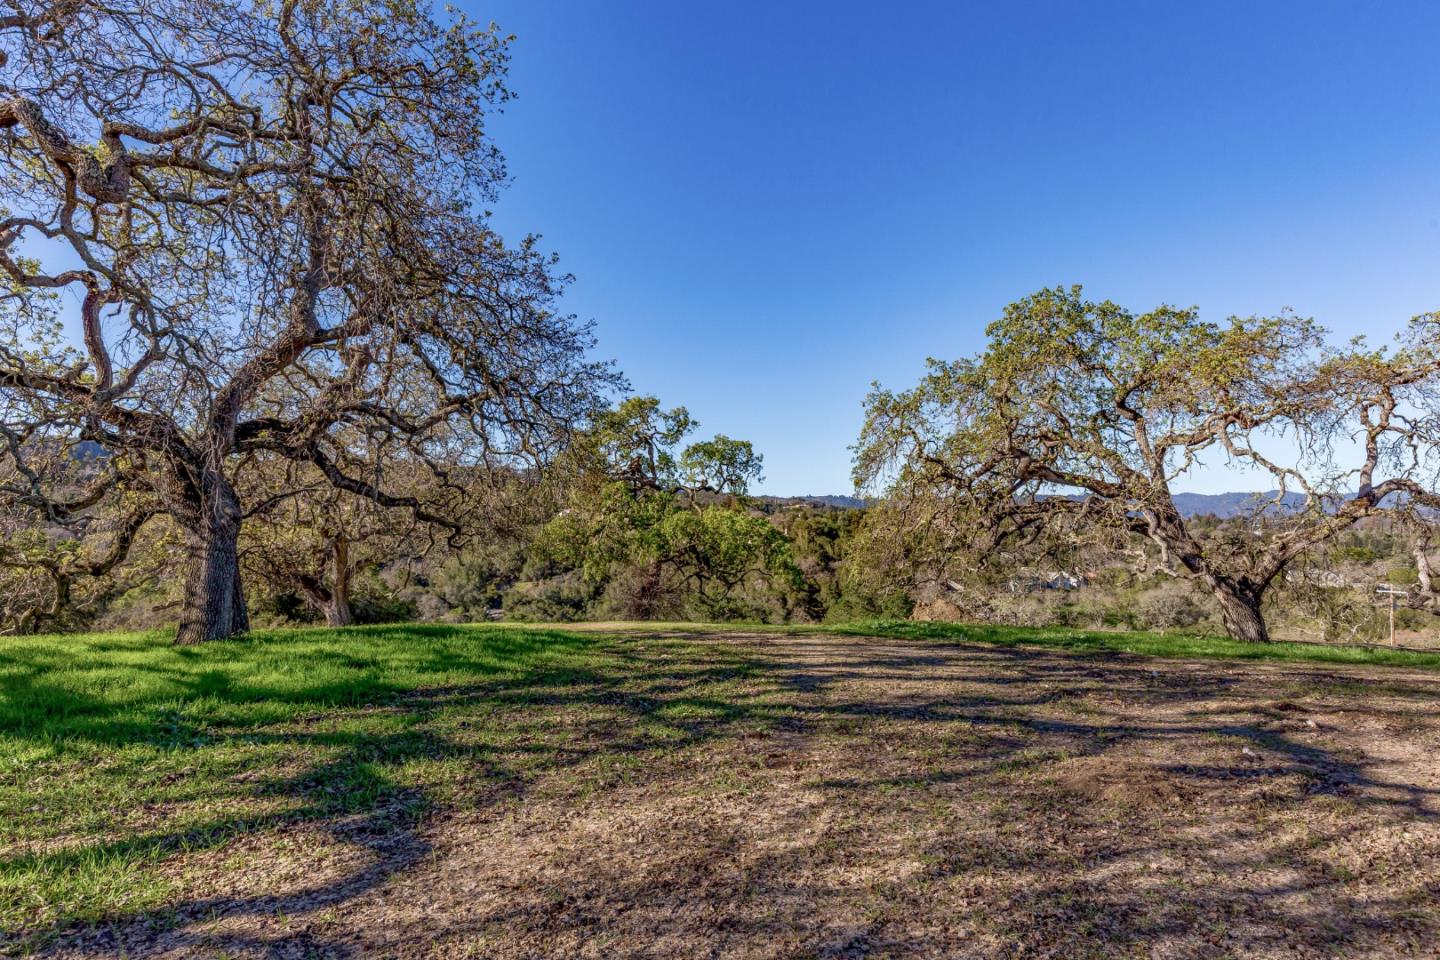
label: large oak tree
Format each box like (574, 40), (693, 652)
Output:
(0, 0), (614, 641)
(855, 287), (1440, 643)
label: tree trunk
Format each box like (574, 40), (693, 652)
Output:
(322, 560), (353, 626)
(1142, 506), (1273, 644)
(322, 593), (353, 627)
(174, 478), (249, 644)
(1211, 579), (1269, 644)
(322, 532), (354, 626)
(296, 534), (355, 627)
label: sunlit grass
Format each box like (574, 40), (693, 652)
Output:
(3, 616), (1437, 946)
(0, 624), (625, 941)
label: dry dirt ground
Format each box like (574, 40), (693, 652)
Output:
(35, 630), (1440, 959)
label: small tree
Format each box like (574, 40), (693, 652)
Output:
(536, 396), (797, 621)
(241, 474), (408, 627)
(239, 447), (545, 626)
(855, 287), (1440, 643)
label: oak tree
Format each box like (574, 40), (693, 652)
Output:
(0, 0), (613, 641)
(536, 396), (795, 621)
(855, 287), (1440, 642)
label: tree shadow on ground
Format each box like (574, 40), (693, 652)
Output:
(6, 628), (1440, 957)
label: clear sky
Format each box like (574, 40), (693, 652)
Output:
(468, 0), (1440, 496)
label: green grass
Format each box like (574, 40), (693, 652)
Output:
(0, 623), (771, 946)
(3, 616), (1437, 946)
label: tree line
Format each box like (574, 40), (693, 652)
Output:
(4, 2), (1440, 645)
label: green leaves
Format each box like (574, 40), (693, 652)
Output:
(587, 396), (694, 492)
(530, 396), (793, 620)
(680, 435), (763, 495)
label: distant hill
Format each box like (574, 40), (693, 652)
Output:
(1169, 491), (1312, 518)
(763, 494), (868, 509)
(1169, 490), (1414, 518)
(768, 490), (1380, 518)
(71, 440), (109, 461)
(798, 494), (867, 509)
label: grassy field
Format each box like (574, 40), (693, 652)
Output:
(559, 619), (1440, 669)
(823, 620), (1440, 668)
(0, 624), (700, 946)
(3, 621), (1440, 957)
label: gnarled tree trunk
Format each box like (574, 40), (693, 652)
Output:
(321, 533), (353, 627)
(321, 592), (353, 628)
(174, 477), (249, 645)
(295, 533), (355, 627)
(1144, 509), (1273, 644)
(1210, 578), (1269, 644)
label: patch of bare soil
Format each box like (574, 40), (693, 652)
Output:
(35, 633), (1440, 959)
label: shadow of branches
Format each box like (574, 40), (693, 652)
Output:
(4, 627), (1439, 958)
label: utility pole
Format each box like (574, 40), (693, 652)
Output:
(1376, 586), (1407, 647)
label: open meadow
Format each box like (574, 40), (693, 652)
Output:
(7, 3), (1440, 957)
(3, 623), (1439, 958)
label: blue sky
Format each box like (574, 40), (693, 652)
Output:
(472, 0), (1440, 495)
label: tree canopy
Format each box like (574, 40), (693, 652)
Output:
(531, 396), (798, 622)
(0, 0), (615, 641)
(855, 286), (1440, 642)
